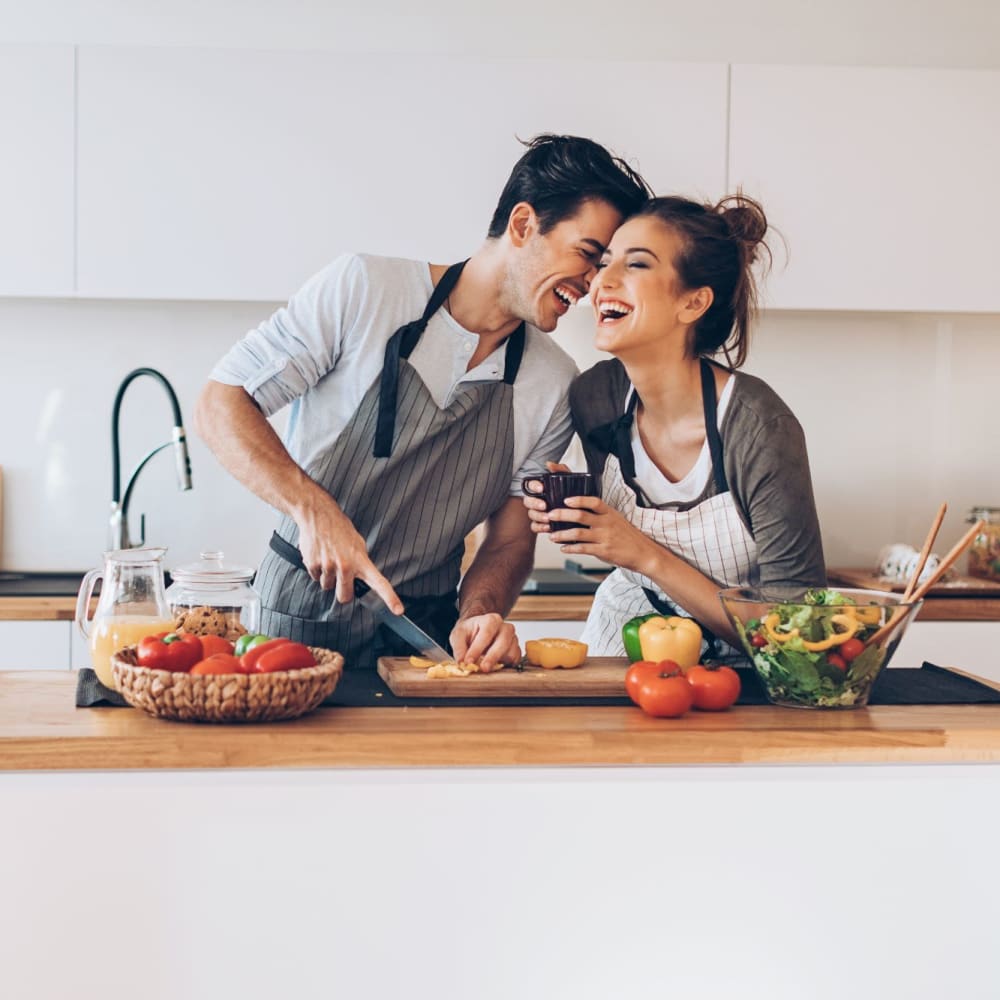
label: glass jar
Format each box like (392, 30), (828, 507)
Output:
(166, 550), (261, 639)
(966, 508), (1000, 582)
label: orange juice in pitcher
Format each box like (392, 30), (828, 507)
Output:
(76, 548), (175, 689)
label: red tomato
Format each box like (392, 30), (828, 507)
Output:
(240, 637), (291, 672)
(826, 654), (847, 671)
(198, 635), (235, 658)
(190, 653), (244, 675)
(750, 632), (768, 648)
(839, 638), (865, 662)
(636, 668), (694, 718)
(685, 664), (741, 711)
(625, 660), (670, 705)
(253, 642), (316, 673)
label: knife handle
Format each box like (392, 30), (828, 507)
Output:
(354, 579), (371, 599)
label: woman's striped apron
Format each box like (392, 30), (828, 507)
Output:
(581, 360), (758, 660)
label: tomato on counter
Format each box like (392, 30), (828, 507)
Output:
(685, 664), (741, 711)
(625, 659), (671, 705)
(635, 665), (694, 718)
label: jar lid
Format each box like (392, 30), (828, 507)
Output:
(170, 550), (256, 585)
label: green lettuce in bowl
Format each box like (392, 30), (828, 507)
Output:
(718, 587), (922, 709)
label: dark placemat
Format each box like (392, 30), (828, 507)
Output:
(77, 663), (1000, 710)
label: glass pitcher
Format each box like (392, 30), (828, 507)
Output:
(75, 547), (176, 689)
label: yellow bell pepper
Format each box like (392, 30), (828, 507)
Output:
(524, 638), (588, 670)
(637, 616), (702, 668)
(763, 612), (859, 652)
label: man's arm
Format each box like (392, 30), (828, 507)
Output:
(449, 497), (536, 670)
(193, 381), (402, 612)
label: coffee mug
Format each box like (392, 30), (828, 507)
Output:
(521, 472), (597, 534)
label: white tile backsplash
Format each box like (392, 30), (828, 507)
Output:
(2, 296), (999, 575)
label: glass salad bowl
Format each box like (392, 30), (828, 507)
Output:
(718, 587), (922, 709)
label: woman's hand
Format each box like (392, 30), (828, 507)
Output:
(522, 460), (570, 535)
(548, 496), (660, 575)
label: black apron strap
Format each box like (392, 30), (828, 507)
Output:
(373, 260), (468, 458)
(502, 324), (526, 384)
(700, 358), (729, 494)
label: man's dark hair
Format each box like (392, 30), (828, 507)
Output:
(487, 134), (651, 239)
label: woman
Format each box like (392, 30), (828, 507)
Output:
(525, 194), (826, 657)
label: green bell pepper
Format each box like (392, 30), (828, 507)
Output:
(622, 613), (658, 662)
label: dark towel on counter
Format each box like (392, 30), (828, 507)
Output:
(76, 663), (1000, 710)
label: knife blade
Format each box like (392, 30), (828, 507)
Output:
(353, 580), (451, 662)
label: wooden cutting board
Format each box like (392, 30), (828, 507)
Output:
(827, 567), (1000, 597)
(377, 656), (630, 698)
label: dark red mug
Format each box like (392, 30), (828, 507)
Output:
(521, 472), (597, 534)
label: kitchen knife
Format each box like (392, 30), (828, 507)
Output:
(353, 580), (451, 662)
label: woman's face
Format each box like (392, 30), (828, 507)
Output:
(590, 215), (690, 356)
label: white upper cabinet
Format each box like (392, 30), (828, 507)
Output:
(0, 45), (75, 297)
(76, 48), (728, 301)
(729, 65), (1000, 312)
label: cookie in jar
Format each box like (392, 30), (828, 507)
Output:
(167, 550), (261, 641)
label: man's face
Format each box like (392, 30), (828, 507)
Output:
(512, 199), (623, 332)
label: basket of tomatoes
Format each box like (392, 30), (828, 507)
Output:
(110, 631), (344, 723)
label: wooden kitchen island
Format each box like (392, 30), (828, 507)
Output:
(2, 669), (1000, 1000)
(3, 670), (1000, 769)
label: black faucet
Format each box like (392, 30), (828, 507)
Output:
(109, 367), (193, 549)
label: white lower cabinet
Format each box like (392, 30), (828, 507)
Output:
(890, 621), (1000, 684)
(0, 622), (71, 670)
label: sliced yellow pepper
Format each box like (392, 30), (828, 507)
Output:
(763, 614), (799, 644)
(802, 613), (860, 652)
(524, 638), (588, 670)
(763, 612), (860, 651)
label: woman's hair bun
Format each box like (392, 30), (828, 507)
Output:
(715, 192), (768, 247)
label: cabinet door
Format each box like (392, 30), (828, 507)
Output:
(77, 48), (727, 300)
(0, 622), (70, 670)
(729, 65), (1000, 312)
(0, 44), (74, 296)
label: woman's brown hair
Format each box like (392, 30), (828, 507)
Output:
(634, 192), (772, 368)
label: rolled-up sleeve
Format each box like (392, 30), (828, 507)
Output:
(209, 253), (367, 417)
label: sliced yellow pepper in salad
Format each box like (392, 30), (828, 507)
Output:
(763, 612), (860, 652)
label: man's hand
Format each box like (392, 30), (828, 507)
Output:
(449, 613), (522, 673)
(548, 495), (659, 575)
(295, 496), (403, 613)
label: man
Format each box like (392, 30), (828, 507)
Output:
(195, 134), (650, 671)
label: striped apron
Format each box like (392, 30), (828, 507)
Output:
(580, 360), (758, 660)
(255, 261), (526, 670)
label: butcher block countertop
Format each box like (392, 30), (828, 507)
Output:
(3, 670), (1000, 771)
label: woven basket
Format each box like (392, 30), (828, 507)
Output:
(110, 645), (344, 723)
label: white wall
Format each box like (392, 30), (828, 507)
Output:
(3, 1), (999, 68)
(2, 1), (999, 574)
